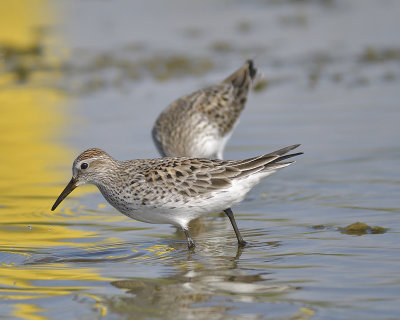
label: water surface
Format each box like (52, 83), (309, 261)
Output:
(1, 0), (399, 319)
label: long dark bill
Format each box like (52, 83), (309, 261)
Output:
(51, 177), (77, 211)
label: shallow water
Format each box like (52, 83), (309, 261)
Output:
(1, 0), (400, 319)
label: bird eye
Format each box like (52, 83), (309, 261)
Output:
(80, 162), (89, 170)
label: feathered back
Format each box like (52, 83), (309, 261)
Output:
(152, 60), (258, 158)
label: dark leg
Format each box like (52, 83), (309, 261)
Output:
(224, 208), (247, 247)
(183, 227), (196, 249)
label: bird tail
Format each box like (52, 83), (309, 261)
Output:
(223, 60), (258, 88)
(230, 144), (303, 178)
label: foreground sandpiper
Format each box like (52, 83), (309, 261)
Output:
(52, 145), (302, 249)
(152, 60), (258, 159)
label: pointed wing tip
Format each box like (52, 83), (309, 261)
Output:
(290, 144), (301, 150)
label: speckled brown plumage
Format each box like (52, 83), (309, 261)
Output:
(76, 148), (105, 162)
(52, 144), (302, 249)
(152, 60), (258, 159)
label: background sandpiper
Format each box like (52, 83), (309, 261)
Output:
(152, 60), (258, 159)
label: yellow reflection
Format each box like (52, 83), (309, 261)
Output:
(1, 264), (110, 295)
(292, 307), (315, 320)
(12, 304), (47, 320)
(0, 1), (111, 318)
(0, 88), (100, 246)
(0, 2), (174, 318)
(0, 1), (51, 47)
(83, 293), (108, 317)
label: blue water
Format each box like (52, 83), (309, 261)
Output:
(1, 0), (400, 319)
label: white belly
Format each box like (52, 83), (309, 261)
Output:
(120, 172), (271, 229)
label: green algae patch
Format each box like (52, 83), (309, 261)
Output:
(236, 21), (252, 33)
(253, 78), (269, 92)
(340, 222), (387, 235)
(360, 46), (400, 63)
(211, 41), (234, 53)
(370, 226), (387, 234)
(311, 224), (326, 230)
(0, 34), (49, 84)
(142, 55), (214, 81)
(66, 53), (215, 95)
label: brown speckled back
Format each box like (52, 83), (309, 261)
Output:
(152, 60), (258, 158)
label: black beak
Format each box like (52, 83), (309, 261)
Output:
(51, 177), (78, 211)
